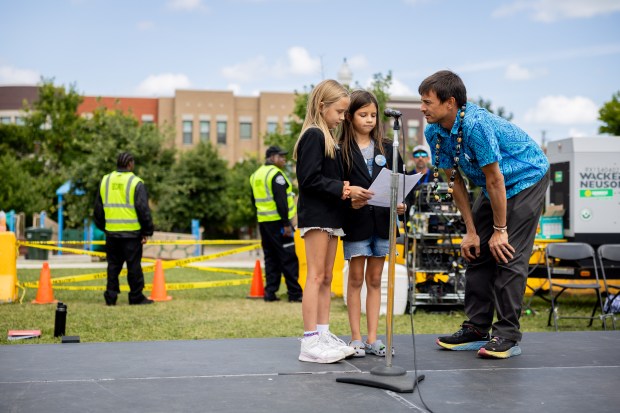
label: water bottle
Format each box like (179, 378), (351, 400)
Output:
(54, 302), (67, 337)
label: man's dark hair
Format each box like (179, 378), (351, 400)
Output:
(117, 152), (134, 169)
(418, 70), (467, 107)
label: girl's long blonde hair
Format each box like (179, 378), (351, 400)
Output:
(293, 79), (349, 160)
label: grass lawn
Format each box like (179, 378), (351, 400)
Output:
(0, 266), (613, 345)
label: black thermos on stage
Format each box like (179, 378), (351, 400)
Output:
(54, 302), (67, 337)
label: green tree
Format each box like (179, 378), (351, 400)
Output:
(24, 79), (87, 170)
(367, 71), (393, 124)
(224, 157), (262, 236)
(155, 142), (228, 235)
(474, 97), (514, 121)
(66, 106), (176, 229)
(0, 154), (50, 215)
(263, 90), (309, 187)
(265, 71), (393, 161)
(0, 123), (34, 156)
(0, 124), (49, 216)
(599, 91), (620, 136)
(0, 80), (86, 220)
(264, 91), (307, 156)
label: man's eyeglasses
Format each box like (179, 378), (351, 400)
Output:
(413, 152), (428, 158)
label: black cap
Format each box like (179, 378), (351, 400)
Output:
(265, 145), (288, 158)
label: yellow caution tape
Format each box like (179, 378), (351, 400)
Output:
(19, 242), (108, 259)
(24, 278), (254, 291)
(184, 266), (254, 277)
(152, 278), (253, 290)
(171, 244), (261, 267)
(18, 240), (262, 293)
(18, 240), (260, 245)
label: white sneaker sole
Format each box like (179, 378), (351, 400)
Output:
(298, 352), (345, 363)
(340, 347), (356, 358)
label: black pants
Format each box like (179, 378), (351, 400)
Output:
(105, 236), (147, 303)
(259, 221), (302, 300)
(465, 172), (550, 342)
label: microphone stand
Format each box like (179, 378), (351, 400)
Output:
(336, 114), (422, 393)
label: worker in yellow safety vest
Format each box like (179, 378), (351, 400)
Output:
(250, 146), (302, 302)
(94, 152), (154, 306)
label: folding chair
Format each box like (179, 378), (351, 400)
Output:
(545, 242), (612, 331)
(597, 244), (620, 327)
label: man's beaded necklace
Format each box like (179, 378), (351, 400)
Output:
(431, 104), (466, 202)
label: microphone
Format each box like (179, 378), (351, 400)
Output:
(384, 108), (402, 117)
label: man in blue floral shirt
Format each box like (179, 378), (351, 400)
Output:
(419, 70), (549, 359)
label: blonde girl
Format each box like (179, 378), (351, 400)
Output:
(293, 79), (372, 363)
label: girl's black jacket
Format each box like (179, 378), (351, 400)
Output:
(341, 141), (403, 242)
(296, 128), (347, 229)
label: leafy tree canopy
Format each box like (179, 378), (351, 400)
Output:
(474, 97), (514, 121)
(155, 142), (228, 235)
(599, 91), (620, 136)
(224, 157), (262, 234)
(65, 106), (175, 228)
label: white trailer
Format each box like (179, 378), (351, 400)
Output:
(546, 137), (620, 244)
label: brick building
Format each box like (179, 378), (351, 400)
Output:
(0, 85), (425, 165)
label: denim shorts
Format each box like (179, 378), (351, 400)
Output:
(299, 227), (345, 238)
(343, 235), (389, 260)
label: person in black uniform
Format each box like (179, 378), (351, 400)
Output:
(250, 146), (303, 302)
(94, 152), (154, 306)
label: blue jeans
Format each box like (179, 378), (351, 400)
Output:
(343, 236), (389, 260)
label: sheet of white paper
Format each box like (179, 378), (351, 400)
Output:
(367, 169), (422, 207)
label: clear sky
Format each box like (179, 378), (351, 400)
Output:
(1, 0), (619, 143)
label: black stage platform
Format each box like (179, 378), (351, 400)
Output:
(1, 331), (619, 413)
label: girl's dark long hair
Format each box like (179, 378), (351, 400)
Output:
(339, 89), (386, 173)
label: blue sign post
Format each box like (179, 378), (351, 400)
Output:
(55, 180), (85, 255)
(191, 219), (200, 256)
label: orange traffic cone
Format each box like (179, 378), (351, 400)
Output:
(148, 259), (172, 301)
(247, 259), (265, 299)
(32, 262), (57, 304)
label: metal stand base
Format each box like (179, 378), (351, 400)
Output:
(336, 371), (424, 393)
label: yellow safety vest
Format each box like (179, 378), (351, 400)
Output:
(250, 165), (296, 223)
(100, 171), (143, 232)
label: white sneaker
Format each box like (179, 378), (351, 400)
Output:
(299, 334), (345, 363)
(321, 331), (356, 358)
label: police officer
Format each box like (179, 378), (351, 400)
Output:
(250, 146), (303, 302)
(94, 152), (154, 306)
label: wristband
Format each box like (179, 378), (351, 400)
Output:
(493, 224), (507, 233)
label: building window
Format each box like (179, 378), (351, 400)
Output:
(239, 122), (252, 140)
(407, 120), (420, 147)
(267, 122), (278, 134)
(408, 126), (418, 146)
(283, 122), (291, 134)
(14, 116), (25, 126)
(200, 120), (210, 142)
(217, 121), (227, 144)
(183, 120), (193, 145)
(0, 117), (11, 124)
(141, 114), (154, 125)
